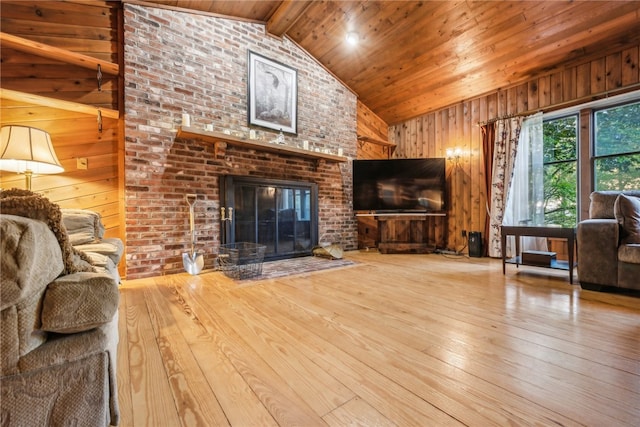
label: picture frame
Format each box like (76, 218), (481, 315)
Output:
(247, 50), (298, 135)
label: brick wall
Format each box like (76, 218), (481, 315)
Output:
(123, 4), (357, 279)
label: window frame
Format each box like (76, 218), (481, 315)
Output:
(591, 100), (640, 192)
(541, 90), (640, 221)
(541, 114), (579, 227)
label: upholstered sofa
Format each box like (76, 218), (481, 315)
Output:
(577, 190), (640, 291)
(0, 190), (121, 426)
(61, 208), (124, 283)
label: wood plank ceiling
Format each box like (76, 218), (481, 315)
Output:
(139, 1), (640, 125)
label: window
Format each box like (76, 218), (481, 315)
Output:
(593, 101), (640, 191)
(542, 115), (578, 227)
(511, 92), (639, 226)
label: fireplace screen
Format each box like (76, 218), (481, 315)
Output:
(221, 176), (318, 260)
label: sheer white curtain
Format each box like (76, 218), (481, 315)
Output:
(503, 112), (547, 257)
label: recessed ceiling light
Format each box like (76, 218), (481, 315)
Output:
(346, 31), (359, 46)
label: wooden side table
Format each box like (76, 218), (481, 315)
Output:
(501, 225), (577, 284)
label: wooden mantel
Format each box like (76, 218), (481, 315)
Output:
(176, 126), (348, 165)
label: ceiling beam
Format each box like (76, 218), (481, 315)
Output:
(266, 1), (313, 37)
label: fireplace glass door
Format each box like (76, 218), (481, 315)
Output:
(221, 176), (318, 260)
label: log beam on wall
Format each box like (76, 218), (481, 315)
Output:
(0, 31), (119, 75)
(0, 88), (119, 119)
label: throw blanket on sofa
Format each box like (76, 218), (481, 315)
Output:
(0, 189), (95, 275)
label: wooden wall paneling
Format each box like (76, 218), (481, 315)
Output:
(476, 96), (489, 253)
(478, 95), (489, 124)
(469, 98), (483, 244)
(410, 119), (418, 158)
(538, 75), (551, 109)
(396, 123), (406, 157)
(441, 109), (456, 249)
(356, 100), (388, 141)
(398, 123), (407, 158)
(460, 101), (471, 252)
(563, 67), (577, 101)
(395, 123), (405, 157)
(446, 107), (456, 249)
(576, 62), (591, 98)
(1, 63), (117, 109)
(506, 86), (518, 116)
(408, 118), (418, 158)
(550, 72), (563, 106)
(528, 80), (540, 111)
(1, 1), (116, 30)
(418, 116), (425, 158)
(40, 179), (119, 213)
(496, 89), (507, 118)
(486, 92), (498, 120)
(590, 57), (607, 95)
(516, 83), (528, 112)
(0, 104), (94, 123)
(391, 127), (401, 152)
(431, 115), (439, 157)
(412, 118), (421, 158)
(413, 117), (421, 156)
(425, 113), (436, 158)
(356, 100), (392, 160)
(606, 52), (623, 90)
(433, 111), (442, 162)
(621, 46), (639, 86)
(32, 166), (118, 193)
(415, 117), (423, 158)
(458, 102), (468, 250)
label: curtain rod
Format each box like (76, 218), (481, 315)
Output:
(477, 113), (523, 127)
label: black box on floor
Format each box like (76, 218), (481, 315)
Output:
(522, 250), (557, 266)
(468, 231), (483, 257)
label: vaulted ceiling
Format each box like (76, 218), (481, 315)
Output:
(140, 1), (640, 125)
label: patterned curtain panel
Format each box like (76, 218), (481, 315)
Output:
(487, 116), (523, 257)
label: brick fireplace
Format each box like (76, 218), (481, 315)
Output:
(123, 4), (358, 279)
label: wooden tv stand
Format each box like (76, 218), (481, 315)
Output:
(357, 213), (446, 254)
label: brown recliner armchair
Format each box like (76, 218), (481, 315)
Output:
(577, 190), (640, 291)
(1, 190), (120, 426)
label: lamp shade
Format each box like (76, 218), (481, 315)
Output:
(0, 125), (64, 174)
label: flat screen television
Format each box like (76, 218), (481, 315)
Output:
(352, 158), (446, 213)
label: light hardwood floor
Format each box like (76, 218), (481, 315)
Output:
(117, 252), (640, 426)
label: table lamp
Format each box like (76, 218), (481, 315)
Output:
(0, 125), (64, 190)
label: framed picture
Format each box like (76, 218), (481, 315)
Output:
(247, 50), (298, 134)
